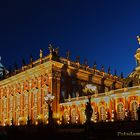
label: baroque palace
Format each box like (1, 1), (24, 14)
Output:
(0, 38), (140, 126)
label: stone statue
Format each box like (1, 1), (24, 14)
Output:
(66, 51), (70, 59)
(85, 98), (93, 123)
(55, 47), (59, 55)
(48, 44), (53, 54)
(48, 44), (59, 61)
(93, 61), (97, 69)
(108, 66), (111, 74)
(40, 49), (43, 58)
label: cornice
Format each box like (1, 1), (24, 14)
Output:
(0, 61), (63, 86)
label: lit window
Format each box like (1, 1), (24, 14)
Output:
(117, 103), (124, 120)
(100, 106), (106, 121)
(131, 101), (138, 120)
(71, 109), (77, 124)
(23, 93), (28, 117)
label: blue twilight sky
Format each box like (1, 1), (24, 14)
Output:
(0, 0), (140, 77)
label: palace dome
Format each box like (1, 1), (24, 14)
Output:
(136, 48), (140, 53)
(0, 58), (9, 79)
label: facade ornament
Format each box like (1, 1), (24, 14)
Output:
(68, 94), (71, 101)
(83, 58), (88, 70)
(108, 66), (111, 74)
(48, 44), (53, 54)
(101, 65), (104, 72)
(40, 49), (43, 63)
(76, 92), (79, 100)
(66, 51), (70, 60)
(30, 55), (33, 67)
(93, 61), (97, 69)
(48, 44), (59, 61)
(48, 44), (53, 60)
(52, 70), (61, 79)
(75, 56), (80, 67)
(76, 56), (80, 63)
(84, 58), (88, 66)
(55, 47), (59, 56)
(40, 49), (43, 58)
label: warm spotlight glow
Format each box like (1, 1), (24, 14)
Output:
(46, 120), (49, 124)
(35, 121), (38, 125)
(57, 120), (61, 125)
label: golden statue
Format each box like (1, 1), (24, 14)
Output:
(40, 49), (43, 58)
(137, 36), (140, 44)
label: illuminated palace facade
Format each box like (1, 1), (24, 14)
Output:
(1, 41), (140, 126)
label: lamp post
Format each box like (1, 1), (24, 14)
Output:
(44, 93), (55, 125)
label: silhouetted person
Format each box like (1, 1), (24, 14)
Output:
(137, 105), (140, 121)
(27, 116), (31, 125)
(85, 98), (93, 123)
(11, 118), (14, 126)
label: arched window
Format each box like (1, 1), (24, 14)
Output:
(80, 108), (86, 124)
(117, 103), (124, 120)
(42, 85), (49, 122)
(130, 101), (138, 120)
(71, 109), (77, 124)
(2, 97), (7, 123)
(99, 106), (106, 121)
(33, 89), (38, 121)
(63, 110), (69, 123)
(91, 106), (95, 122)
(31, 89), (38, 122)
(15, 93), (21, 124)
(23, 92), (28, 118)
(9, 95), (13, 121)
(43, 103), (48, 123)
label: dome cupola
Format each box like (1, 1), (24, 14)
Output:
(0, 57), (9, 79)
